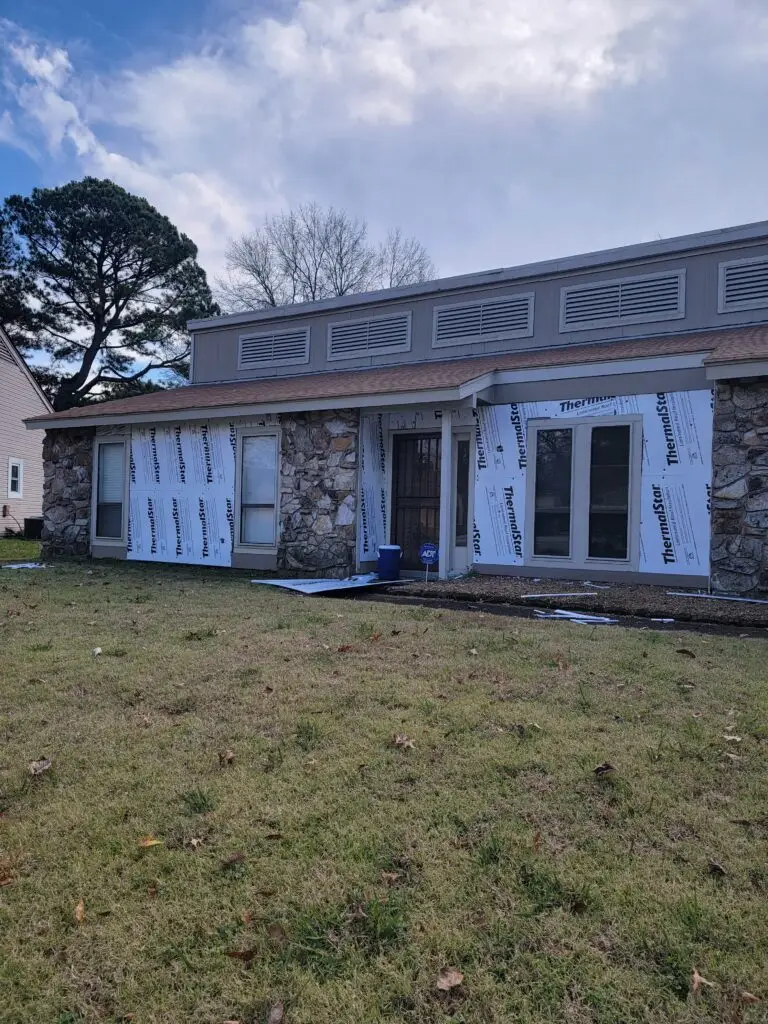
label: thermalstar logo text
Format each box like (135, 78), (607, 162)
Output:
(655, 393), (680, 466)
(129, 447), (136, 485)
(229, 423), (237, 460)
(472, 518), (481, 558)
(558, 396), (613, 414)
(147, 497), (158, 555)
(651, 484), (676, 564)
(174, 426), (186, 484)
(376, 415), (386, 474)
(126, 512), (132, 553)
(475, 421), (488, 470)
(149, 427), (161, 484)
(502, 486), (524, 559)
(172, 498), (183, 556)
(360, 490), (370, 554)
(380, 488), (388, 538)
(199, 498), (209, 558)
(200, 425), (213, 484)
(226, 498), (235, 549)
(509, 404), (526, 470)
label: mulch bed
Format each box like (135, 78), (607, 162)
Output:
(391, 575), (768, 628)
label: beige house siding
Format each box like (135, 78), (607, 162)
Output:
(0, 334), (51, 529)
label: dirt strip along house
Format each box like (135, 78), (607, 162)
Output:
(25, 221), (768, 595)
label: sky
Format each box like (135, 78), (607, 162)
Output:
(1, 0), (768, 288)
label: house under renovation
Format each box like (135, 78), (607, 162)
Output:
(26, 221), (768, 595)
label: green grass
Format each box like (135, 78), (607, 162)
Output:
(0, 537), (41, 563)
(0, 561), (767, 1023)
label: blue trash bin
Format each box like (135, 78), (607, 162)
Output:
(377, 544), (402, 581)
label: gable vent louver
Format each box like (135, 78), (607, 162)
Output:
(328, 313), (411, 360)
(433, 293), (534, 348)
(719, 258), (768, 313)
(560, 271), (685, 332)
(238, 327), (310, 369)
(0, 335), (15, 364)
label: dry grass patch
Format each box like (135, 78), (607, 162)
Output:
(0, 561), (766, 1023)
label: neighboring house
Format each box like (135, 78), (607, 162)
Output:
(1, 326), (52, 534)
(24, 221), (768, 595)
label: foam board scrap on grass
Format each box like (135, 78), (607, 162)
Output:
(0, 562), (48, 570)
(252, 574), (409, 595)
(534, 608), (618, 625)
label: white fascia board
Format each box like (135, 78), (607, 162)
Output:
(705, 359), (768, 380)
(25, 385), (467, 430)
(484, 352), (706, 388)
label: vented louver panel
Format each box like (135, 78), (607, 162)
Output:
(0, 335), (15, 364)
(432, 293), (534, 348)
(328, 313), (411, 360)
(719, 258), (768, 313)
(238, 328), (310, 369)
(560, 271), (685, 332)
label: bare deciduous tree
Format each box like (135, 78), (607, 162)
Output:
(217, 203), (435, 312)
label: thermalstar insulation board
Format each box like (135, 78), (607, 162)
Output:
(126, 417), (278, 567)
(360, 392), (713, 576)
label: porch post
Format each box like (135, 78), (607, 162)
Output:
(439, 409), (453, 580)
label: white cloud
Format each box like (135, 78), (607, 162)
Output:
(1, 1), (768, 282)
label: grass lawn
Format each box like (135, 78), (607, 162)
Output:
(0, 537), (42, 563)
(1, 562), (766, 1024)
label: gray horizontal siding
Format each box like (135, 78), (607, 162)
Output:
(0, 358), (50, 525)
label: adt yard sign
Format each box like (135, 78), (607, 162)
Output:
(419, 542), (439, 580)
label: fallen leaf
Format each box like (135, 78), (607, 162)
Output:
(692, 968), (715, 994)
(265, 832), (283, 841)
(241, 910), (253, 926)
(74, 899), (85, 924)
(368, 633), (382, 642)
(264, 685), (274, 694)
(391, 629), (401, 636)
(380, 870), (401, 885)
(594, 762), (616, 777)
(93, 647), (102, 656)
(393, 734), (414, 750)
(469, 648), (478, 656)
(707, 860), (727, 878)
(533, 830), (542, 853)
(218, 749), (235, 766)
(347, 903), (368, 922)
(741, 991), (760, 1004)
(267, 1002), (285, 1024)
(436, 967), (464, 992)
(226, 948), (256, 964)
(147, 884), (158, 899)
(221, 852), (246, 868)
(188, 837), (204, 849)
(676, 648), (696, 658)
(723, 735), (742, 743)
(337, 644), (354, 653)
(138, 836), (164, 848)
(29, 756), (52, 776)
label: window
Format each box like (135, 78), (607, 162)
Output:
(527, 419), (640, 568)
(94, 441), (126, 540)
(8, 459), (22, 498)
(238, 433), (279, 547)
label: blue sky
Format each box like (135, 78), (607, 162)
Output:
(2, 0), (768, 288)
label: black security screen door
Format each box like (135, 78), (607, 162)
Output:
(392, 433), (441, 570)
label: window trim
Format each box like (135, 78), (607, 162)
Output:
(524, 416), (642, 570)
(91, 436), (130, 545)
(234, 427), (281, 552)
(8, 458), (23, 499)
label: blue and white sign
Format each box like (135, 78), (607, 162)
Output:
(419, 542), (439, 565)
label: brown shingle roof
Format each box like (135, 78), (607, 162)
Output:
(26, 325), (768, 426)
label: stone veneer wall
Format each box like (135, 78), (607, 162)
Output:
(41, 428), (94, 557)
(278, 410), (359, 577)
(711, 379), (768, 594)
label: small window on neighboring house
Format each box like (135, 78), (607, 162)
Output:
(95, 441), (126, 540)
(238, 433), (279, 547)
(8, 459), (23, 498)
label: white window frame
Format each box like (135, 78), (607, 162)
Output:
(91, 437), (130, 545)
(8, 458), (23, 499)
(718, 256), (768, 313)
(524, 416), (642, 570)
(234, 427), (281, 552)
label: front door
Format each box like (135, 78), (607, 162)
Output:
(451, 433), (472, 574)
(391, 433), (441, 570)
